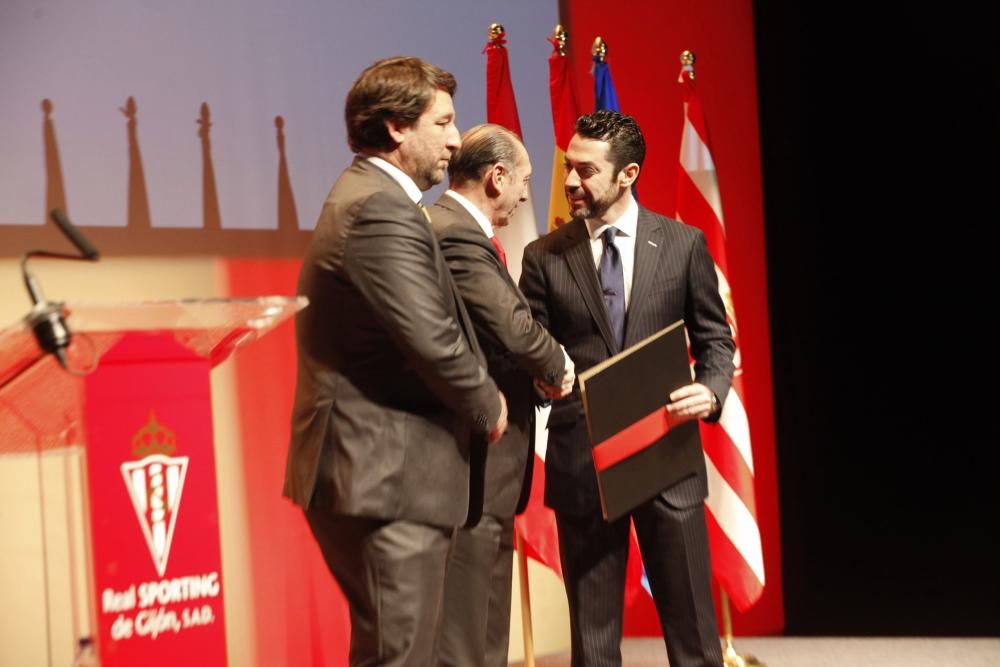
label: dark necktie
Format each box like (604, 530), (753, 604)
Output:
(599, 227), (625, 350)
(490, 235), (507, 268)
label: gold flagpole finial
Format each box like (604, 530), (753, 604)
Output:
(592, 36), (607, 62)
(679, 50), (696, 81)
(489, 23), (506, 40)
(552, 24), (567, 56)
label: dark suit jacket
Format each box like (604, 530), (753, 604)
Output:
(286, 159), (501, 528)
(520, 207), (736, 516)
(431, 194), (565, 517)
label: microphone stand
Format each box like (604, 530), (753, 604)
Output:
(21, 208), (100, 369)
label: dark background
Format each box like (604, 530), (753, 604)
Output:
(754, 1), (1000, 634)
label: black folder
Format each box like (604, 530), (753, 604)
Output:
(578, 320), (703, 521)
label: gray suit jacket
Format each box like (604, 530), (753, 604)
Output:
(431, 194), (565, 517)
(286, 159), (501, 528)
(520, 208), (736, 515)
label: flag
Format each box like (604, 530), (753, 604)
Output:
(484, 27), (561, 576)
(676, 55), (765, 612)
(483, 26), (535, 284)
(515, 403), (561, 577)
(593, 43), (620, 112)
(546, 28), (578, 231)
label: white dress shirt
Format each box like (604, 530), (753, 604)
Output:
(443, 190), (494, 239)
(365, 156), (422, 204)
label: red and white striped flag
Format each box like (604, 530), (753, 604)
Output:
(484, 26), (562, 577)
(676, 56), (765, 611)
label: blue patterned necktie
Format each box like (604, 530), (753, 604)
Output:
(599, 227), (625, 350)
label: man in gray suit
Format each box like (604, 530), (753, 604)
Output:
(286, 57), (508, 667)
(520, 111), (735, 667)
(430, 124), (574, 667)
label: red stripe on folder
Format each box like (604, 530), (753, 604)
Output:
(592, 407), (670, 472)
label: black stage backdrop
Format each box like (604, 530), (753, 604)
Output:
(754, 0), (1000, 634)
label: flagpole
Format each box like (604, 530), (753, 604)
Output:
(720, 588), (765, 667)
(552, 23), (567, 56)
(515, 529), (536, 667)
(489, 21), (505, 44)
(491, 27), (535, 661)
(592, 35), (606, 62)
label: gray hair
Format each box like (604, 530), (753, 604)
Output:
(447, 123), (523, 185)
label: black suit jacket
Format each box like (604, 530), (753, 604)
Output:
(520, 207), (736, 515)
(431, 194), (565, 517)
(286, 159), (501, 528)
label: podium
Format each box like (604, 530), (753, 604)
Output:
(0, 297), (304, 667)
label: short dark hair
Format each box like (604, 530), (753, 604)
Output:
(574, 110), (646, 175)
(345, 56), (457, 154)
(447, 124), (523, 185)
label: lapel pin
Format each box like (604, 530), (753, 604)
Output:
(647, 240), (658, 247)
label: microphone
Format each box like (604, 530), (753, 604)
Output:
(51, 208), (100, 260)
(20, 209), (101, 369)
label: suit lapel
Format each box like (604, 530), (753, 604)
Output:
(435, 197), (498, 260)
(446, 266), (486, 363)
(626, 209), (664, 346)
(421, 198), (485, 363)
(435, 195), (528, 306)
(564, 219), (617, 354)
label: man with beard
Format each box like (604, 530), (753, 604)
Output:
(286, 57), (508, 667)
(429, 124), (574, 667)
(520, 111), (735, 667)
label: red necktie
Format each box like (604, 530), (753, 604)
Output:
(490, 235), (507, 268)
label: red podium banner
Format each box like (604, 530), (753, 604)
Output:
(84, 333), (227, 665)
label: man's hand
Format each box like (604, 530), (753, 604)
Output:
(666, 382), (718, 426)
(487, 390), (509, 444)
(534, 347), (576, 400)
(558, 346), (576, 397)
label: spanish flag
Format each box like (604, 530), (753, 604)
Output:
(546, 25), (579, 231)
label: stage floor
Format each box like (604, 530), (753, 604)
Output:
(511, 636), (1000, 667)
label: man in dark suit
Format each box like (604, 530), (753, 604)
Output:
(429, 124), (574, 667)
(520, 111), (735, 667)
(286, 57), (508, 667)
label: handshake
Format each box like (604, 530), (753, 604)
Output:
(534, 346), (576, 400)
(489, 347), (575, 444)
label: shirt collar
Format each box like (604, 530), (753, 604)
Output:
(586, 194), (639, 240)
(364, 156), (423, 204)
(444, 190), (494, 238)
